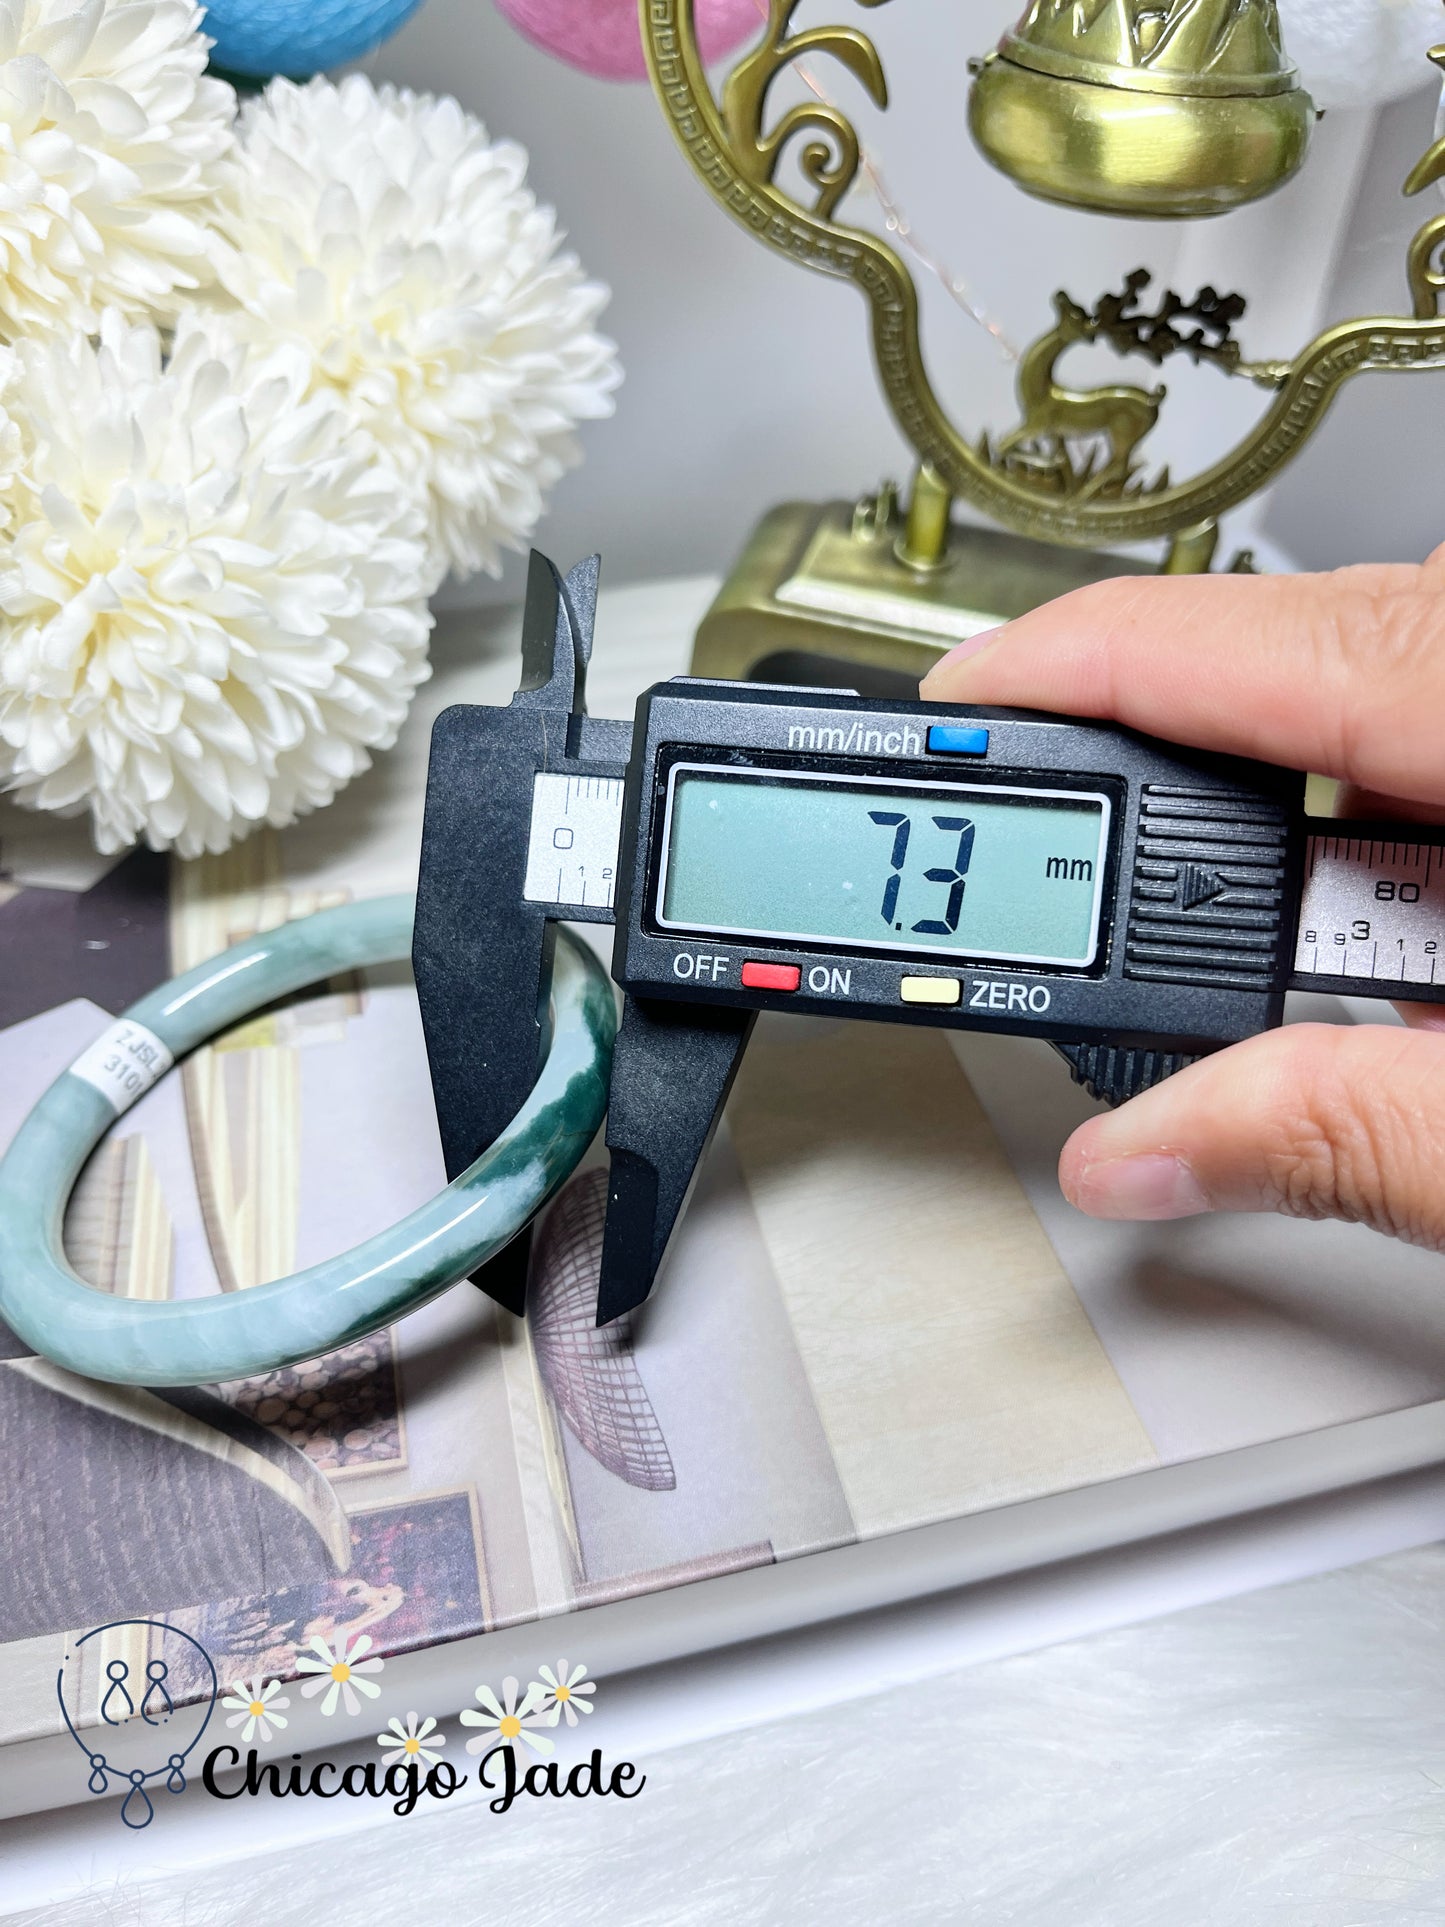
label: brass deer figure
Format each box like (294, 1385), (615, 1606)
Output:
(995, 291), (1166, 498)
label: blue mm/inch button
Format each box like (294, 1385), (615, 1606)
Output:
(927, 724), (990, 757)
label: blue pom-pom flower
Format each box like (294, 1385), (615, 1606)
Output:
(203, 0), (428, 80)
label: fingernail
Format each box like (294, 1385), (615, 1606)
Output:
(920, 626), (1004, 694)
(1069, 1153), (1212, 1223)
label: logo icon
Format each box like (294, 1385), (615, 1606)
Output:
(58, 1621), (218, 1829)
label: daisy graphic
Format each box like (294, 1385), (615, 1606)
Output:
(220, 1676), (290, 1744)
(536, 1661), (596, 1728)
(295, 1632), (386, 1716)
(459, 1677), (555, 1759)
(377, 1712), (447, 1770)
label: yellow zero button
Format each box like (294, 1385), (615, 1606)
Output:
(900, 977), (962, 1007)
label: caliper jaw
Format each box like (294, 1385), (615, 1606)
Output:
(412, 551), (629, 1314)
(414, 547), (742, 1327)
(595, 997), (757, 1325)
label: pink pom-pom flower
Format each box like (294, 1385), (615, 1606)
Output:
(494, 0), (761, 81)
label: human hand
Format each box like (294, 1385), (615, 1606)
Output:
(920, 547), (1445, 1249)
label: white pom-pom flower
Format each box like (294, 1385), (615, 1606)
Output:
(0, 345), (19, 524)
(0, 310), (433, 856)
(213, 74), (621, 587)
(0, 0), (234, 337)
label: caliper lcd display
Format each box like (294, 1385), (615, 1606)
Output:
(658, 765), (1111, 968)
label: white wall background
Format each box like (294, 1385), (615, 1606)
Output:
(364, 1), (1445, 603)
(1266, 85), (1445, 569)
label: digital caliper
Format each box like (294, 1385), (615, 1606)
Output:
(413, 555), (1445, 1326)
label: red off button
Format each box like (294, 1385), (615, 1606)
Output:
(741, 961), (802, 993)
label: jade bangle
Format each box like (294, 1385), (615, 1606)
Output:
(0, 898), (617, 1388)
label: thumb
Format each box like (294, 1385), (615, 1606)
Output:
(1060, 1024), (1445, 1251)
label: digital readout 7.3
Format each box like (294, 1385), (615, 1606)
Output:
(657, 767), (1111, 969)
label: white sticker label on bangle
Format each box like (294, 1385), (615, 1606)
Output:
(68, 1021), (174, 1115)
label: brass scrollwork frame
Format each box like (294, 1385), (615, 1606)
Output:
(644, 2), (1445, 552)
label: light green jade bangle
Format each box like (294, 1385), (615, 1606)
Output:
(0, 898), (617, 1388)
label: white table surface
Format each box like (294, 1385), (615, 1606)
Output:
(8, 1539), (1445, 1926)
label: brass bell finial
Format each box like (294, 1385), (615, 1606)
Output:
(970, 0), (1316, 219)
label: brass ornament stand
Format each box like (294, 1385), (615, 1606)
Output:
(642, 1), (1445, 688)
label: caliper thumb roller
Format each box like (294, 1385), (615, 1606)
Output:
(413, 552), (1445, 1327)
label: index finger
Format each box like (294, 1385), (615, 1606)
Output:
(919, 549), (1445, 810)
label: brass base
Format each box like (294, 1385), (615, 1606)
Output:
(689, 498), (1157, 692)
(968, 57), (1314, 219)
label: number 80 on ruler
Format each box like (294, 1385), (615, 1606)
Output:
(1295, 835), (1445, 990)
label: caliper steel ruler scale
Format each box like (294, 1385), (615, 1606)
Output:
(413, 552), (1445, 1327)
(1293, 832), (1445, 996)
